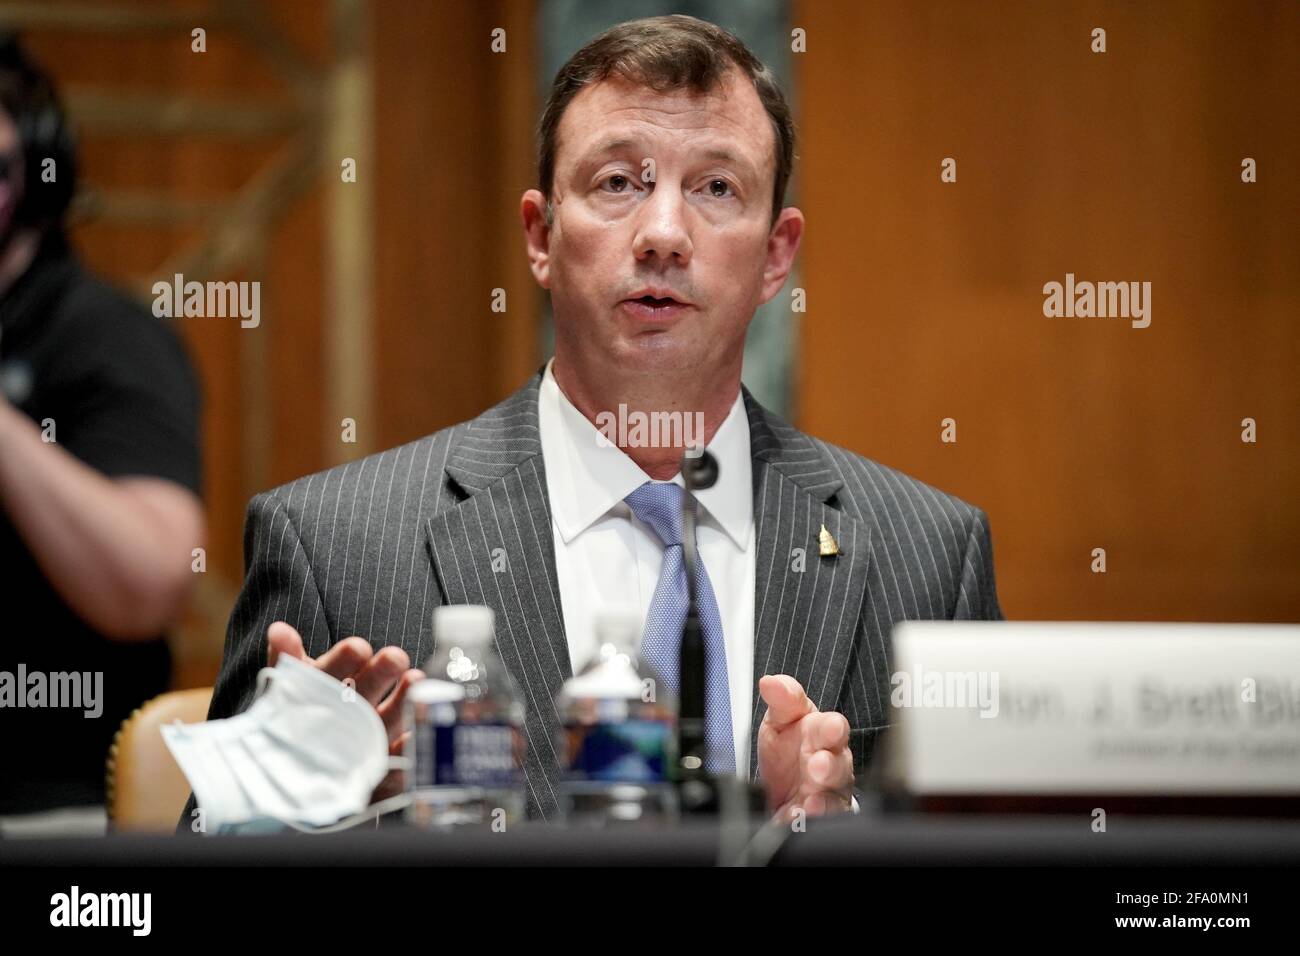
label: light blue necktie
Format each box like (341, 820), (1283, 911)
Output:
(624, 481), (736, 775)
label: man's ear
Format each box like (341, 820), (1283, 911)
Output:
(758, 206), (805, 305)
(521, 189), (552, 289)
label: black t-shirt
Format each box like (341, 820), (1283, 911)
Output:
(0, 237), (202, 813)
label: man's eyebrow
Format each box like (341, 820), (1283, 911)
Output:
(581, 137), (638, 161)
(701, 146), (760, 182)
(702, 147), (743, 164)
(581, 139), (752, 165)
(575, 138), (760, 181)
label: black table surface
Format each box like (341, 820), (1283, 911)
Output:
(4, 812), (1300, 867)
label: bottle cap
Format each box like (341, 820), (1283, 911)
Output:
(434, 604), (495, 645)
(407, 677), (466, 705)
(593, 607), (642, 654)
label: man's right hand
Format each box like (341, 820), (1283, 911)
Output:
(265, 620), (425, 800)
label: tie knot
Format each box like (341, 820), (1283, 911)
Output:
(625, 481), (692, 547)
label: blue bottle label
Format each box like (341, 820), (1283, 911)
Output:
(415, 722), (519, 788)
(565, 718), (673, 783)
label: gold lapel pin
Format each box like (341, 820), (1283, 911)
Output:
(818, 523), (840, 557)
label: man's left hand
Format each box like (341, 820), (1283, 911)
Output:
(756, 674), (854, 821)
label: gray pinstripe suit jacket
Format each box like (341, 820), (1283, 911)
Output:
(186, 370), (1002, 824)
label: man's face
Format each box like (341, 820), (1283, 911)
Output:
(523, 66), (802, 385)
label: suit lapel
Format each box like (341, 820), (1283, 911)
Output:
(744, 391), (873, 780)
(423, 371), (571, 820)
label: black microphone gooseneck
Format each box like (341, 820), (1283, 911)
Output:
(675, 448), (768, 836)
(678, 449), (718, 787)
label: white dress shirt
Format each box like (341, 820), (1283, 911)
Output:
(537, 359), (757, 776)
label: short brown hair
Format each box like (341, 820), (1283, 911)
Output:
(537, 15), (795, 223)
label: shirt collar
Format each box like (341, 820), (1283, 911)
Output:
(538, 358), (752, 549)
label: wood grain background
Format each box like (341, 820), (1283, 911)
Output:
(13, 0), (1297, 688)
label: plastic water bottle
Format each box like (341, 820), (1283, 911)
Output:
(405, 605), (525, 828)
(556, 608), (678, 825)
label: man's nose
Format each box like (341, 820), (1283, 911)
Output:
(631, 186), (693, 265)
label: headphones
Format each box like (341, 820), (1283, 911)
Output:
(0, 31), (77, 227)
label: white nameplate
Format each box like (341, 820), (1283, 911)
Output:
(886, 622), (1300, 794)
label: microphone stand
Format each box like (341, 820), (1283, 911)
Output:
(676, 450), (766, 840)
(676, 449), (714, 788)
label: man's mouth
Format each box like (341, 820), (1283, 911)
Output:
(620, 291), (692, 321)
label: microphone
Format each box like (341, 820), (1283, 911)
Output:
(677, 448), (718, 783)
(675, 447), (769, 835)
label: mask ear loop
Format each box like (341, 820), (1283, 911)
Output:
(278, 792), (414, 834)
(269, 742), (415, 833)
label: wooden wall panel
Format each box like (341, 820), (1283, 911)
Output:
(372, 0), (540, 452)
(791, 0), (1299, 622)
(15, 0), (540, 685)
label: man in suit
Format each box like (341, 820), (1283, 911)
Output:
(184, 15), (1002, 829)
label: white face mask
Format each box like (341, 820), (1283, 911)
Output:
(163, 654), (394, 835)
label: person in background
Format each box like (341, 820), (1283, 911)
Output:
(0, 33), (204, 820)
